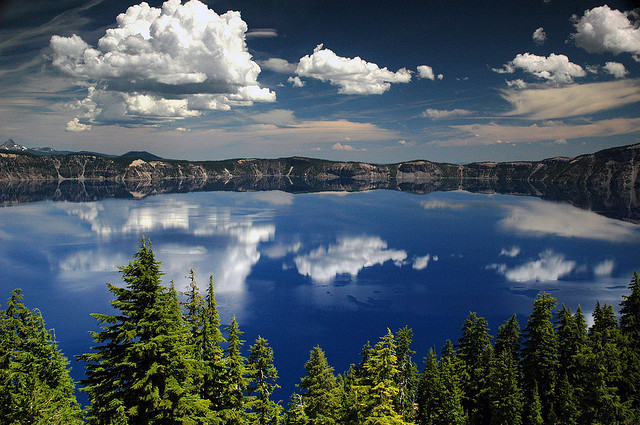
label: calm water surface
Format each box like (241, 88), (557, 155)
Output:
(1, 189), (638, 404)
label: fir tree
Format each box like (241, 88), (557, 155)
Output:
(80, 238), (209, 424)
(362, 329), (410, 425)
(494, 314), (521, 362)
(456, 312), (493, 424)
(284, 393), (309, 425)
(247, 336), (282, 425)
(576, 301), (626, 424)
(486, 350), (523, 425)
(620, 271), (640, 412)
(394, 326), (418, 422)
(522, 293), (558, 424)
(221, 315), (249, 424)
(0, 289), (84, 424)
(298, 345), (338, 424)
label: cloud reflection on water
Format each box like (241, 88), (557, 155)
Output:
(59, 198), (275, 295)
(499, 199), (638, 241)
(294, 236), (407, 283)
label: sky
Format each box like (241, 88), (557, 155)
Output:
(0, 0), (639, 163)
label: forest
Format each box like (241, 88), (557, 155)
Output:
(1, 238), (639, 425)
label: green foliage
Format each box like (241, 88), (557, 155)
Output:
(80, 238), (209, 424)
(0, 289), (84, 424)
(298, 345), (338, 423)
(416, 348), (467, 425)
(6, 239), (640, 425)
(522, 292), (559, 424)
(457, 312), (493, 425)
(247, 336), (282, 424)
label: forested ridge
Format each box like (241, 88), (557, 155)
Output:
(1, 239), (640, 424)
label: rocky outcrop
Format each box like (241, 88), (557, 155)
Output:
(1, 143), (639, 221)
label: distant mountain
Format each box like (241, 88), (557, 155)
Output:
(0, 139), (69, 156)
(120, 151), (164, 160)
(1, 140), (163, 159)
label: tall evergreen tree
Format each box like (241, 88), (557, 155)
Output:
(522, 293), (558, 424)
(416, 348), (466, 425)
(298, 345), (338, 424)
(619, 271), (640, 412)
(247, 336), (282, 425)
(576, 301), (626, 424)
(0, 289), (84, 424)
(456, 312), (493, 424)
(80, 238), (209, 424)
(361, 329), (410, 425)
(221, 315), (249, 424)
(494, 314), (521, 362)
(394, 327), (418, 422)
(486, 349), (523, 425)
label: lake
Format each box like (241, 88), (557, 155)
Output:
(0, 188), (638, 405)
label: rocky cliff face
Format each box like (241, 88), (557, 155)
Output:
(1, 143), (639, 221)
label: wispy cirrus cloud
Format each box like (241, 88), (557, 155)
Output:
(500, 79), (640, 120)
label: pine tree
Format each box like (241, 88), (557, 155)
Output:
(620, 271), (640, 412)
(284, 393), (309, 425)
(526, 382), (544, 425)
(522, 293), (558, 424)
(221, 315), (249, 424)
(486, 348), (523, 425)
(416, 348), (466, 425)
(247, 336), (282, 425)
(80, 238), (209, 424)
(394, 326), (418, 422)
(575, 301), (626, 424)
(494, 314), (521, 362)
(0, 289), (84, 424)
(298, 345), (338, 424)
(362, 329), (410, 425)
(456, 312), (493, 424)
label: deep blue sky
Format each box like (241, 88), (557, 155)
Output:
(0, 0), (639, 163)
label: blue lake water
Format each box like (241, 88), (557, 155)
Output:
(1, 189), (639, 405)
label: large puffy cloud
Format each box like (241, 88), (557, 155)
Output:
(50, 0), (275, 127)
(294, 236), (407, 283)
(493, 53), (586, 85)
(572, 5), (640, 56)
(296, 44), (412, 94)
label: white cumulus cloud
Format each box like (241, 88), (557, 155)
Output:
(416, 65), (442, 81)
(66, 117), (92, 132)
(294, 236), (407, 283)
(603, 61), (629, 78)
(50, 0), (275, 127)
(261, 58), (297, 73)
(532, 27), (547, 44)
(493, 53), (586, 85)
(296, 44), (412, 94)
(572, 5), (640, 56)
